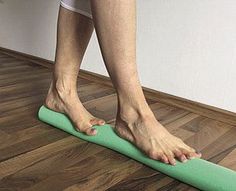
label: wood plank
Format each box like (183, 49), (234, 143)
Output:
(23, 150), (141, 191)
(0, 107), (44, 133)
(78, 82), (116, 103)
(0, 95), (46, 117)
(0, 125), (53, 150)
(184, 118), (232, 155)
(0, 72), (51, 87)
(218, 148), (236, 170)
(0, 48), (53, 69)
(202, 127), (236, 162)
(0, 80), (50, 102)
(0, 68), (49, 80)
(0, 126), (69, 162)
(0, 54), (10, 58)
(0, 57), (18, 63)
(0, 142), (105, 190)
(0, 137), (80, 178)
(0, 60), (27, 68)
(0, 78), (91, 103)
(151, 103), (190, 124)
(0, 63), (42, 74)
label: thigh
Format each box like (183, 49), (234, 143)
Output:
(60, 0), (92, 19)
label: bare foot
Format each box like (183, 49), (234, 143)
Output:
(45, 82), (105, 136)
(115, 103), (201, 165)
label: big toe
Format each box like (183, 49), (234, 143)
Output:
(75, 121), (97, 136)
(180, 147), (202, 159)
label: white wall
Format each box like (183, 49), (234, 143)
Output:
(0, 0), (236, 113)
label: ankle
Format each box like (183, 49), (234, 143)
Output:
(49, 76), (77, 98)
(117, 97), (152, 124)
(45, 80), (82, 111)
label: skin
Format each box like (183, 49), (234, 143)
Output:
(46, 0), (201, 166)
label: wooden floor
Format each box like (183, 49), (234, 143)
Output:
(0, 51), (235, 191)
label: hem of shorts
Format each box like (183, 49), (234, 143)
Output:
(60, 1), (92, 19)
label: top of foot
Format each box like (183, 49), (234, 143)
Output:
(115, 105), (201, 165)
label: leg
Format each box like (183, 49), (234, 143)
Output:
(45, 6), (105, 136)
(90, 0), (201, 165)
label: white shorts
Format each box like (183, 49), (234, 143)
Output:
(60, 0), (92, 19)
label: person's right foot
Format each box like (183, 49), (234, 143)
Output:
(45, 82), (105, 136)
(115, 102), (201, 165)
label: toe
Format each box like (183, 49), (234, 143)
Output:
(84, 126), (97, 136)
(90, 118), (105, 126)
(148, 150), (159, 160)
(148, 150), (168, 164)
(179, 154), (187, 162)
(176, 138), (201, 159)
(98, 119), (106, 125)
(180, 148), (201, 159)
(168, 156), (176, 166)
(76, 122), (97, 136)
(195, 150), (202, 158)
(173, 149), (187, 163)
(190, 150), (202, 159)
(156, 152), (169, 164)
(148, 149), (176, 165)
(165, 152), (176, 165)
(160, 154), (169, 164)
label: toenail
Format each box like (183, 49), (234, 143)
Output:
(196, 151), (202, 155)
(171, 160), (176, 165)
(91, 128), (97, 134)
(195, 149), (201, 154)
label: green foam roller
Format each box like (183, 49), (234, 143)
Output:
(38, 105), (236, 191)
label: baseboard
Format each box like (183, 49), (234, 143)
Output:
(1, 46), (236, 126)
